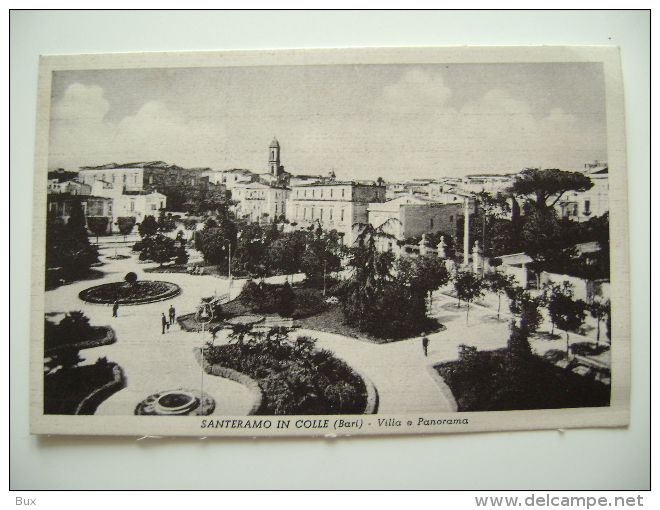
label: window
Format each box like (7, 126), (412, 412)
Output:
(584, 200), (591, 214)
(329, 209), (333, 221)
(342, 189), (345, 198)
(130, 200), (135, 212)
(450, 215), (454, 222)
(341, 209), (344, 221)
(331, 189), (334, 198)
(430, 218), (434, 228)
(320, 209), (324, 221)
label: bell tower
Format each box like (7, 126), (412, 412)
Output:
(269, 138), (281, 177)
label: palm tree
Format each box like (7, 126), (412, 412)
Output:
(339, 220), (399, 329)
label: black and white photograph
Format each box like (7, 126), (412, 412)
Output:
(30, 46), (630, 437)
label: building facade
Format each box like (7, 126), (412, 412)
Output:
(47, 194), (114, 234)
(557, 163), (609, 222)
(231, 182), (290, 223)
(288, 182), (386, 245)
(47, 179), (91, 195)
(367, 195), (463, 253)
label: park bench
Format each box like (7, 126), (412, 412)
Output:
(253, 317), (295, 330)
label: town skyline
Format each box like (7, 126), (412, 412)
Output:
(49, 62), (608, 181)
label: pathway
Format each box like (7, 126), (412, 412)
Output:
(44, 244), (606, 416)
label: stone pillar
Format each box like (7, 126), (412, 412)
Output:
(463, 197), (470, 267)
(419, 234), (429, 257)
(437, 236), (446, 258)
(472, 240), (482, 274)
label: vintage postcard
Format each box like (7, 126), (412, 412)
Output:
(30, 46), (630, 437)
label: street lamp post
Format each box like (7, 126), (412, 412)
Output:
(196, 303), (213, 414)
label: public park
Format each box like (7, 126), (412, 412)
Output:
(42, 205), (612, 417)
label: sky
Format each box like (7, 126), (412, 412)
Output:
(48, 62), (608, 181)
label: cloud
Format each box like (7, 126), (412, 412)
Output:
(49, 85), (225, 169)
(380, 69), (453, 114)
(52, 83), (110, 123)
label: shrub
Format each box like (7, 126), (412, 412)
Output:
(125, 272), (138, 283)
(277, 282), (296, 318)
(204, 328), (366, 415)
(57, 311), (94, 341)
(239, 280), (278, 314)
(291, 288), (325, 319)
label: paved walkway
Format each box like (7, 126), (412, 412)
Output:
(44, 244), (605, 416)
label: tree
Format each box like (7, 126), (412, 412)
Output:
(269, 230), (309, 278)
(483, 271), (516, 319)
(232, 223), (273, 279)
(588, 299), (610, 346)
(551, 293), (587, 358)
(117, 216), (137, 241)
(158, 210), (177, 233)
(506, 285), (544, 336)
(338, 221), (396, 330)
(45, 199), (98, 282)
(508, 168), (594, 212)
(300, 228), (344, 294)
(86, 216), (110, 244)
(138, 234), (181, 266)
(138, 215), (159, 238)
(542, 281), (571, 335)
(453, 270), (485, 325)
(396, 255), (450, 307)
(474, 191), (512, 257)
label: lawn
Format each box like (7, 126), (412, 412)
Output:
(221, 283), (445, 344)
(44, 325), (112, 353)
(435, 349), (611, 412)
(296, 302), (444, 344)
(79, 280), (181, 304)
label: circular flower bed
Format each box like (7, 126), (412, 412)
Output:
(79, 280), (181, 305)
(135, 389), (215, 416)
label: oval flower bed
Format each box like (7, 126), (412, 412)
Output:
(203, 328), (369, 415)
(79, 280), (181, 305)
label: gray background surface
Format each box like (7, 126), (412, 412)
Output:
(9, 10), (650, 490)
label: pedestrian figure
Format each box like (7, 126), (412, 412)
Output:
(112, 301), (119, 317)
(161, 313), (168, 334)
(422, 334), (429, 357)
(169, 304), (176, 325)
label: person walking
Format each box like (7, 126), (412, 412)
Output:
(422, 334), (429, 357)
(161, 313), (168, 334)
(112, 301), (119, 317)
(169, 304), (176, 325)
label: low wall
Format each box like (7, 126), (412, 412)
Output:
(541, 272), (610, 302)
(194, 348), (378, 415)
(193, 348), (262, 415)
(426, 365), (458, 412)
